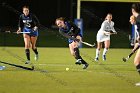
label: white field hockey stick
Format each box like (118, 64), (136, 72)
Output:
(80, 41), (96, 47)
(13, 32), (31, 34)
(5, 31), (30, 34)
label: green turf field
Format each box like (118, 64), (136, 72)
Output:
(0, 47), (140, 93)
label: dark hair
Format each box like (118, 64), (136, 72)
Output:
(23, 5), (29, 9)
(105, 13), (112, 20)
(132, 3), (140, 13)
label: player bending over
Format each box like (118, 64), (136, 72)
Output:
(55, 17), (89, 69)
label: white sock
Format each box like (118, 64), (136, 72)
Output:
(95, 49), (100, 58)
(103, 48), (108, 56)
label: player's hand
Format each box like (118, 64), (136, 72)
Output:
(71, 36), (80, 42)
(110, 31), (117, 35)
(17, 29), (21, 34)
(104, 31), (110, 35)
(75, 39), (80, 42)
(33, 26), (38, 31)
(76, 39), (80, 42)
(114, 32), (117, 34)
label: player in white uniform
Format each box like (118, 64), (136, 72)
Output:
(95, 13), (117, 61)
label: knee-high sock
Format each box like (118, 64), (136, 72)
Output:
(25, 49), (30, 60)
(103, 48), (108, 56)
(74, 48), (87, 64)
(74, 48), (81, 59)
(32, 48), (38, 55)
(95, 49), (100, 58)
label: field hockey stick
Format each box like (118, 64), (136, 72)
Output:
(122, 52), (134, 62)
(122, 46), (139, 62)
(80, 41), (96, 47)
(5, 31), (30, 34)
(110, 32), (117, 35)
(14, 32), (31, 34)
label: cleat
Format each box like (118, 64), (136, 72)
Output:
(94, 57), (99, 61)
(25, 60), (30, 64)
(83, 63), (89, 69)
(102, 55), (106, 61)
(34, 54), (39, 61)
(31, 65), (35, 70)
(75, 59), (82, 65)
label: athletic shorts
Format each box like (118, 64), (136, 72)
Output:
(23, 27), (38, 37)
(96, 31), (110, 42)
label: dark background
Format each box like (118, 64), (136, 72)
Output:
(0, 0), (135, 47)
(0, 0), (133, 29)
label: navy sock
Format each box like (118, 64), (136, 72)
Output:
(74, 48), (81, 59)
(32, 48), (38, 55)
(74, 48), (87, 64)
(25, 49), (30, 60)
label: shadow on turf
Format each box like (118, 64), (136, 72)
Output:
(0, 60), (34, 71)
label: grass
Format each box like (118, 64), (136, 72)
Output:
(0, 47), (140, 93)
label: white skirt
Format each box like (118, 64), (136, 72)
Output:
(96, 31), (110, 42)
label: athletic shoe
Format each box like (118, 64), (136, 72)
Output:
(83, 63), (89, 69)
(34, 54), (39, 61)
(102, 55), (106, 61)
(31, 65), (35, 70)
(25, 60), (30, 64)
(75, 59), (82, 65)
(0, 66), (5, 70)
(94, 57), (99, 61)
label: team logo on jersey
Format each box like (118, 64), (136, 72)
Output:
(23, 20), (32, 27)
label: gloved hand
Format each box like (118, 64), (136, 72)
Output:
(33, 26), (38, 31)
(75, 38), (80, 42)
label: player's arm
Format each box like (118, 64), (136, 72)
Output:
(32, 14), (40, 31)
(17, 15), (23, 34)
(68, 21), (80, 36)
(59, 30), (79, 42)
(110, 22), (117, 34)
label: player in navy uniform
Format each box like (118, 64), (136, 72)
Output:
(55, 17), (89, 69)
(131, 3), (140, 86)
(17, 6), (39, 64)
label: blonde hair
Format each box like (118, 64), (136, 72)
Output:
(130, 15), (135, 20)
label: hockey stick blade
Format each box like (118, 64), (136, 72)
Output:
(122, 57), (127, 62)
(81, 41), (96, 47)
